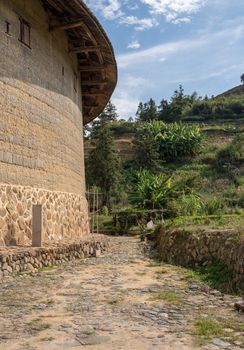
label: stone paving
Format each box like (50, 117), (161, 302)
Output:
(0, 236), (243, 350)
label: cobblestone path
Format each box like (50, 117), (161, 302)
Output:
(0, 236), (243, 350)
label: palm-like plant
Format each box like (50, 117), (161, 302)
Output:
(129, 170), (173, 210)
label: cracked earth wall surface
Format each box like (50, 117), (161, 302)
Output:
(0, 236), (243, 350)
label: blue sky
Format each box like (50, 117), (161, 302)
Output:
(85, 0), (244, 119)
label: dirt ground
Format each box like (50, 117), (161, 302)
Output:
(0, 236), (243, 350)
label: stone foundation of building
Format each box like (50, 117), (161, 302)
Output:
(0, 183), (89, 246)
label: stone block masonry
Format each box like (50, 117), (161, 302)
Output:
(0, 183), (89, 246)
(0, 235), (108, 279)
(157, 227), (244, 292)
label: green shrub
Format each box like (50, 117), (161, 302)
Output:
(172, 170), (201, 191)
(129, 170), (174, 210)
(109, 120), (136, 136)
(217, 145), (241, 167)
(203, 197), (224, 215)
(197, 262), (234, 291)
(101, 206), (109, 216)
(186, 95), (244, 121)
(113, 208), (149, 235)
(216, 134), (244, 173)
(238, 193), (244, 208)
(189, 100), (213, 118)
(113, 208), (165, 235)
(194, 318), (223, 339)
(177, 192), (203, 216)
(135, 121), (202, 163)
(164, 199), (182, 218)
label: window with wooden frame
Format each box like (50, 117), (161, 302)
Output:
(19, 17), (31, 47)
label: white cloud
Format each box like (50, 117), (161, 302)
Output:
(85, 0), (123, 20)
(118, 38), (198, 68)
(112, 93), (140, 119)
(171, 64), (244, 83)
(127, 4), (139, 10)
(112, 74), (149, 118)
(140, 0), (207, 23)
(117, 24), (244, 68)
(86, 0), (205, 29)
(127, 40), (141, 49)
(120, 15), (158, 31)
(172, 17), (191, 24)
(86, 0), (159, 30)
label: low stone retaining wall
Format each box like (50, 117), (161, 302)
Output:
(0, 234), (108, 280)
(156, 227), (244, 291)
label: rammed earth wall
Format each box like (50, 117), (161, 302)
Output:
(0, 0), (89, 245)
(0, 183), (89, 246)
(157, 227), (244, 291)
(0, 0), (85, 194)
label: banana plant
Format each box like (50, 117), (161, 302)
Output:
(129, 170), (174, 210)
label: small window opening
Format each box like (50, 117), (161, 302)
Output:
(74, 72), (78, 92)
(5, 21), (10, 35)
(62, 66), (65, 76)
(19, 17), (31, 47)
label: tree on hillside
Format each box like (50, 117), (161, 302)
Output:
(90, 100), (118, 138)
(136, 98), (158, 121)
(158, 98), (172, 122)
(86, 123), (121, 209)
(134, 123), (162, 173)
(170, 85), (199, 120)
(99, 100), (118, 123)
(241, 74), (244, 85)
(158, 85), (199, 122)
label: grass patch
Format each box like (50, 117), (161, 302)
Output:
(183, 268), (203, 283)
(40, 336), (55, 342)
(198, 262), (233, 291)
(0, 291), (30, 308)
(155, 268), (168, 275)
(166, 214), (244, 231)
(149, 290), (182, 304)
(38, 265), (55, 273)
(136, 271), (147, 276)
(222, 319), (244, 333)
(183, 262), (235, 292)
(107, 296), (124, 305)
(26, 318), (51, 332)
(146, 261), (162, 267)
(93, 215), (114, 232)
(194, 318), (223, 339)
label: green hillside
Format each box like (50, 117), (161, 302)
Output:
(85, 91), (244, 232)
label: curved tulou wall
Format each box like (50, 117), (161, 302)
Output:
(0, 0), (89, 245)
